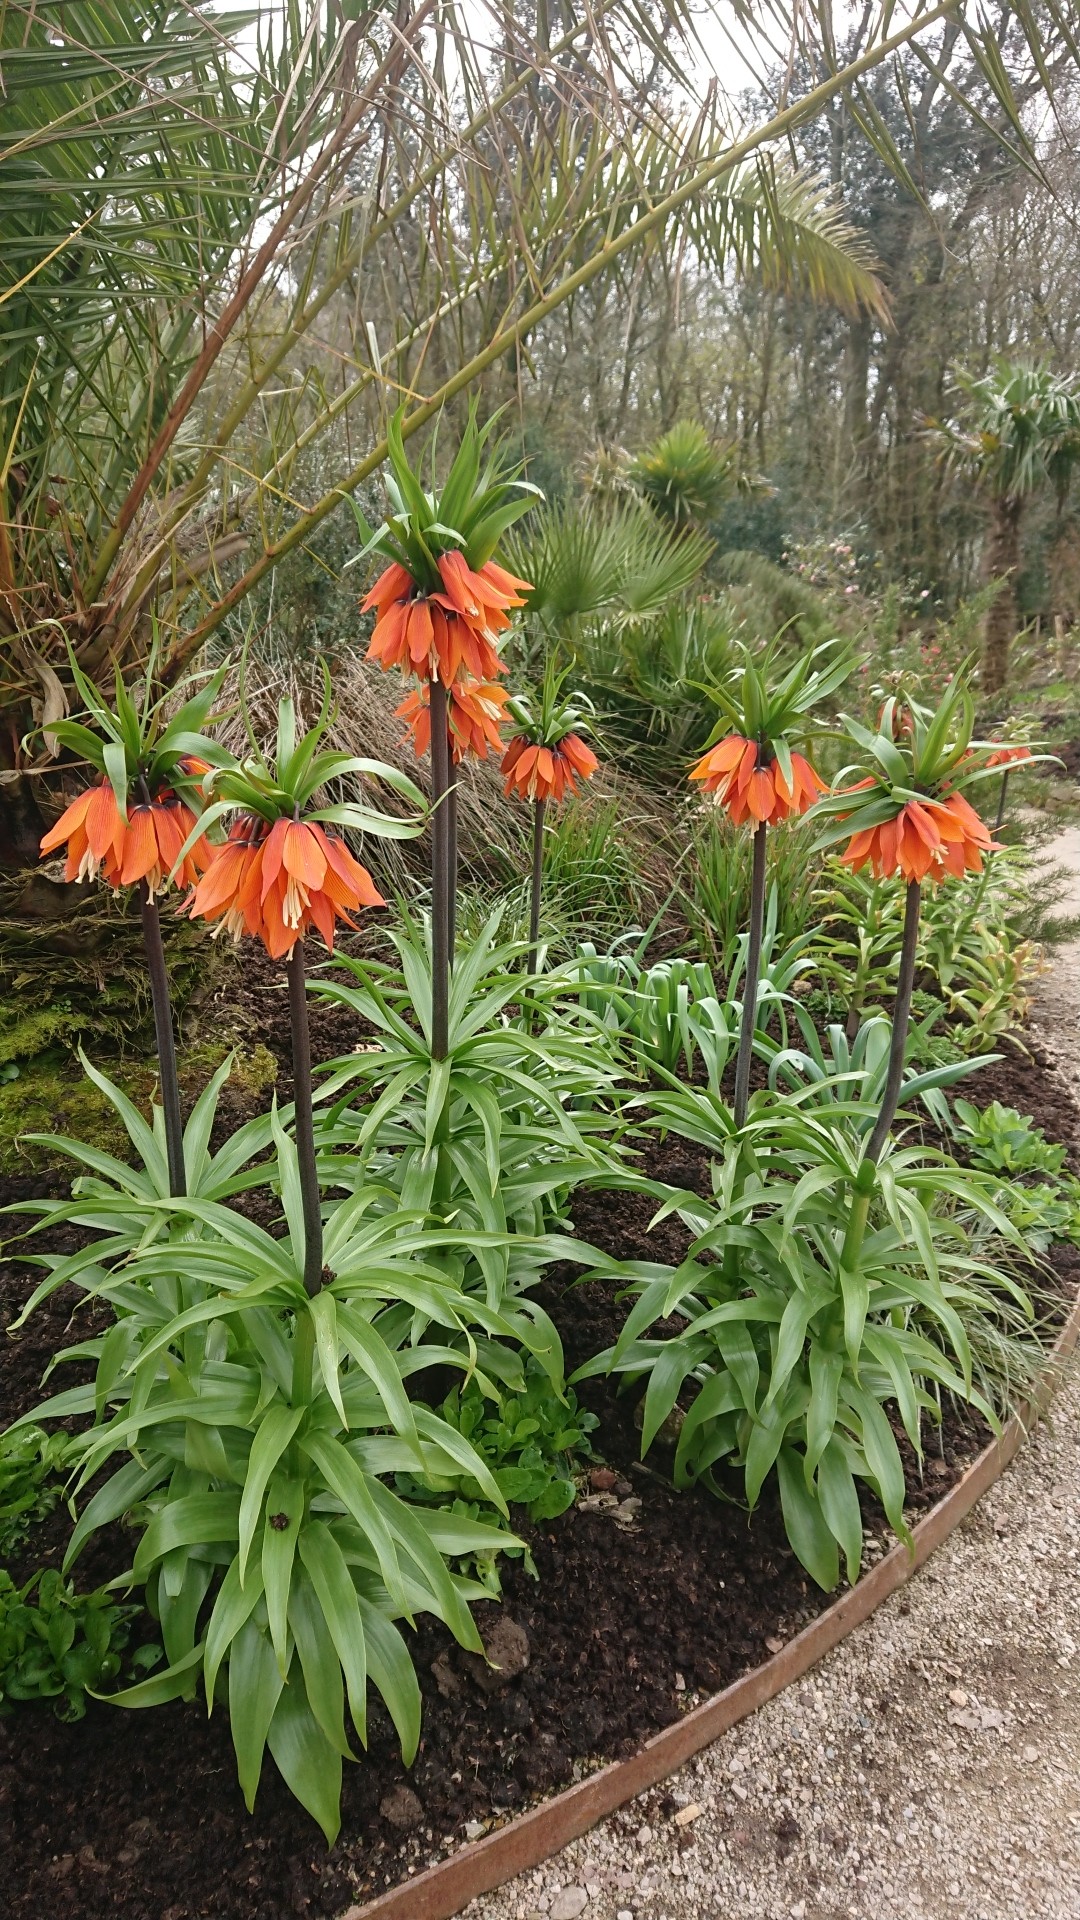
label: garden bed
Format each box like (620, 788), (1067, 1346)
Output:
(1, 1009), (1077, 1920)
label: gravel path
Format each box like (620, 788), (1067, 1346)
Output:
(470, 836), (1080, 1920)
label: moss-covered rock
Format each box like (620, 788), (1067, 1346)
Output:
(0, 1042), (279, 1177)
(0, 883), (211, 1069)
(0, 1062), (140, 1172)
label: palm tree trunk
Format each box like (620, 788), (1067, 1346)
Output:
(981, 493), (1023, 696)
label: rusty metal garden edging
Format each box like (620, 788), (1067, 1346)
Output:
(343, 1289), (1080, 1920)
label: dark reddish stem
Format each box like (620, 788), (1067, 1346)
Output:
(866, 878), (921, 1166)
(528, 797), (546, 968)
(429, 681), (451, 1060)
(733, 820), (767, 1129)
(446, 759), (458, 961)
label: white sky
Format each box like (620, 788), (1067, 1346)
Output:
(225, 1), (897, 119)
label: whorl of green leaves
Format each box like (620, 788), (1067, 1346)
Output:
(349, 406), (541, 593)
(186, 682), (426, 851)
(811, 670), (1054, 853)
(505, 660), (596, 751)
(696, 637), (850, 795)
(42, 651), (230, 821)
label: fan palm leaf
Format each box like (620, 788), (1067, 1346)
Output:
(505, 498), (713, 630)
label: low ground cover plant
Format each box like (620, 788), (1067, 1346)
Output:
(0, 1424), (68, 1557)
(0, 1568), (153, 1721)
(395, 1357), (598, 1528)
(5, 413), (1074, 1846)
(954, 1098), (1080, 1251)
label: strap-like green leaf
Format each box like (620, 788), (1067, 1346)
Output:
(777, 1444), (839, 1592)
(357, 1599), (422, 1766)
(229, 1617), (285, 1813)
(297, 1522), (368, 1744)
(267, 1656), (345, 1845)
(204, 1553), (266, 1705)
(238, 1404), (304, 1584)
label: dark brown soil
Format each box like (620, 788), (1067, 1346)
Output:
(1, 1007), (1077, 1920)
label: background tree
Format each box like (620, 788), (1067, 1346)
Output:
(930, 361), (1080, 692)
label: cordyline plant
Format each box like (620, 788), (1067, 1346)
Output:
(689, 640), (847, 1126)
(812, 672), (1020, 1270)
(184, 686), (423, 1292)
(501, 664), (599, 963)
(36, 657), (229, 1196)
(354, 409), (537, 1056)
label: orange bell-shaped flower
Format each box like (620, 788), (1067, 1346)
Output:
(188, 815), (384, 958)
(40, 778), (209, 895)
(690, 735), (825, 826)
(501, 730), (599, 804)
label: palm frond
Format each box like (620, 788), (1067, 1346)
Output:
(505, 498), (712, 629)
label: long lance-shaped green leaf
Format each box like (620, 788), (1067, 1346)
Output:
(170, 0), (961, 668)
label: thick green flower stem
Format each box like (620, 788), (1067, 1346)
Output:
(139, 882), (186, 1198)
(287, 939), (324, 1298)
(733, 819), (768, 1131)
(529, 798), (546, 969)
(429, 680), (451, 1061)
(841, 878), (922, 1270)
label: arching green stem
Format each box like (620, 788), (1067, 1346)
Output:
(733, 820), (768, 1130)
(842, 878), (921, 1270)
(139, 881), (185, 1198)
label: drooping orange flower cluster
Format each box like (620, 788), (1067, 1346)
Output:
(40, 763), (210, 895)
(187, 816), (384, 958)
(363, 551), (530, 689)
(839, 790), (996, 883)
(690, 734), (826, 825)
(501, 730), (599, 804)
(364, 550), (532, 769)
(985, 743), (1033, 770)
(395, 680), (510, 762)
